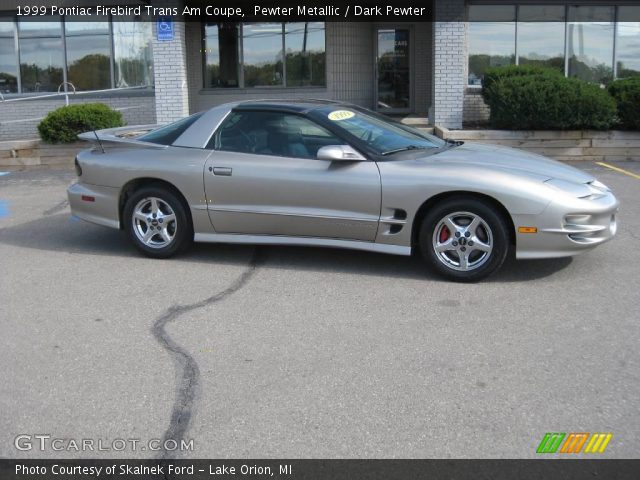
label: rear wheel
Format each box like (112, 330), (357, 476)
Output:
(419, 198), (510, 282)
(124, 186), (192, 258)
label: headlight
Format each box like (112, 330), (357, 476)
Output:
(589, 179), (610, 192)
(545, 178), (592, 198)
(545, 178), (610, 200)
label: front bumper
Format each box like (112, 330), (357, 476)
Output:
(67, 182), (120, 229)
(514, 191), (619, 259)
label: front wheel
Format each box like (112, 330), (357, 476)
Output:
(124, 186), (192, 258)
(418, 198), (510, 282)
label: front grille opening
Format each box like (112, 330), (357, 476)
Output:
(565, 214), (591, 225)
(564, 213), (613, 244)
(389, 224), (403, 234)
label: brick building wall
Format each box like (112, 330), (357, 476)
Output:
(151, 13), (190, 123)
(431, 0), (467, 129)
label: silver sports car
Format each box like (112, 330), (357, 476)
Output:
(68, 100), (618, 281)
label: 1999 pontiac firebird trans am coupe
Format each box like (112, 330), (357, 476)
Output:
(68, 100), (619, 281)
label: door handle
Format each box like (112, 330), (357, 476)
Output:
(212, 167), (232, 176)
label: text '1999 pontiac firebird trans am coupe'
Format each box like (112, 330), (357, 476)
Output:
(68, 100), (618, 281)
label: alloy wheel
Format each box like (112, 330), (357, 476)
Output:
(132, 197), (177, 249)
(431, 211), (493, 271)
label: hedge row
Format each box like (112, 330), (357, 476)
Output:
(482, 66), (639, 130)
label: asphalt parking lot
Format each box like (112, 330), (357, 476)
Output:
(0, 161), (638, 459)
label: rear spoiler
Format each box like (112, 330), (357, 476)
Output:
(77, 124), (168, 149)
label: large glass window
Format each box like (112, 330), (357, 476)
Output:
(468, 5), (516, 86)
(2, 16), (153, 95)
(203, 22), (239, 88)
(517, 6), (566, 72)
(616, 7), (640, 78)
(203, 22), (326, 88)
(65, 18), (111, 91)
(18, 17), (64, 92)
(243, 23), (284, 87)
(113, 17), (153, 88)
(468, 4), (635, 86)
(285, 22), (326, 87)
(567, 6), (615, 84)
(0, 18), (18, 93)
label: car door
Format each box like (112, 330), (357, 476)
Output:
(203, 109), (381, 241)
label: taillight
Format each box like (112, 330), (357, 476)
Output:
(74, 157), (82, 177)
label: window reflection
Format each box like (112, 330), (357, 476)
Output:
(285, 22), (326, 87)
(0, 18), (18, 93)
(5, 16), (153, 94)
(468, 6), (516, 86)
(377, 28), (410, 110)
(243, 23), (283, 87)
(203, 22), (239, 87)
(113, 17), (154, 88)
(616, 7), (640, 78)
(568, 6), (615, 84)
(517, 6), (565, 72)
(18, 17), (63, 92)
(203, 22), (326, 88)
(65, 17), (111, 91)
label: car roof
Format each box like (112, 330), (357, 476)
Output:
(231, 99), (347, 113)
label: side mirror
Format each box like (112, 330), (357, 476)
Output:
(316, 145), (366, 162)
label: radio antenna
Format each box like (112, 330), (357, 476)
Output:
(93, 130), (105, 153)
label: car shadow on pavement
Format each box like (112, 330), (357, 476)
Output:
(0, 213), (572, 283)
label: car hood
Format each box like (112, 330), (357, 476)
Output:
(426, 143), (594, 184)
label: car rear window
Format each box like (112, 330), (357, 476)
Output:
(139, 112), (204, 145)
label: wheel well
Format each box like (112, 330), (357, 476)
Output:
(411, 191), (516, 247)
(118, 178), (192, 230)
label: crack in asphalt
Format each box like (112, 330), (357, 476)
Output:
(152, 248), (266, 460)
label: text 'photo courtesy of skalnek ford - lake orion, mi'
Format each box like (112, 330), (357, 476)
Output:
(1, 1), (639, 479)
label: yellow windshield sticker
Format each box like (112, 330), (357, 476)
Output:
(328, 110), (355, 121)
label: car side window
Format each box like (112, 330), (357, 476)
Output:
(210, 110), (346, 159)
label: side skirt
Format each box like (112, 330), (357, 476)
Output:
(193, 233), (412, 256)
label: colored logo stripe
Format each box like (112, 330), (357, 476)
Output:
(537, 433), (613, 454)
(537, 433), (566, 453)
(560, 433), (589, 453)
(584, 433), (613, 453)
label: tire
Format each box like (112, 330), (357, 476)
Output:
(418, 198), (510, 282)
(123, 185), (192, 258)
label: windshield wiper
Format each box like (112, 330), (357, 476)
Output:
(381, 145), (429, 156)
(445, 139), (464, 148)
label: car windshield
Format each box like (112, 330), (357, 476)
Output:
(311, 106), (446, 155)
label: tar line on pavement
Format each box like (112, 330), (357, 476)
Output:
(151, 248), (267, 460)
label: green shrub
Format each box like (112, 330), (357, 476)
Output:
(482, 64), (563, 102)
(38, 103), (124, 143)
(608, 78), (640, 130)
(482, 67), (617, 130)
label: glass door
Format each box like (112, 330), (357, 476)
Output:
(376, 28), (411, 113)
